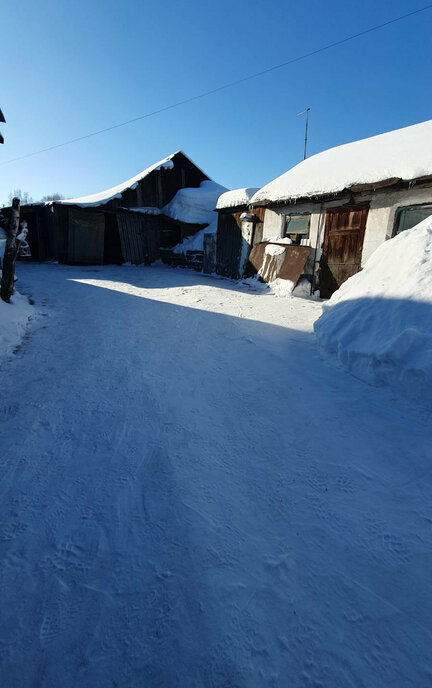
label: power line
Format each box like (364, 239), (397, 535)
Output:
(2, 3), (431, 167)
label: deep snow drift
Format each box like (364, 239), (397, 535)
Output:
(168, 180), (227, 254)
(315, 216), (432, 403)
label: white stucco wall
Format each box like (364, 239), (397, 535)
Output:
(260, 184), (432, 279)
(361, 185), (432, 264)
(262, 209), (284, 240)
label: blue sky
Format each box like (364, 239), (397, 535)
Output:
(1, 0), (431, 204)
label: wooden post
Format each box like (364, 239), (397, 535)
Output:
(1, 197), (21, 303)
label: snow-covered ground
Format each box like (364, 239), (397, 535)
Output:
(0, 263), (431, 686)
(0, 286), (34, 361)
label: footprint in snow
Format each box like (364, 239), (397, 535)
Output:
(0, 522), (28, 541)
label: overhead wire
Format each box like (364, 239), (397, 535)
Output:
(1, 3), (431, 166)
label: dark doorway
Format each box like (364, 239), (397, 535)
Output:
(104, 213), (123, 264)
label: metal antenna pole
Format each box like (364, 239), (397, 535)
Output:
(297, 107), (310, 160)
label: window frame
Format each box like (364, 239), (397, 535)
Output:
(393, 203), (432, 237)
(283, 213), (311, 245)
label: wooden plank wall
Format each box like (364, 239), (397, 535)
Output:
(203, 233), (217, 274)
(68, 208), (105, 264)
(55, 206), (70, 264)
(216, 212), (243, 278)
(117, 214), (161, 265)
(117, 214), (146, 265)
(107, 152), (209, 210)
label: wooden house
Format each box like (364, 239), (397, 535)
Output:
(249, 120), (432, 297)
(20, 151), (212, 265)
(214, 188), (261, 279)
(215, 188), (311, 287)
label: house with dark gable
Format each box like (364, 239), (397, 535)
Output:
(20, 151), (217, 265)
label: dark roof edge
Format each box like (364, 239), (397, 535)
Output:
(250, 174), (432, 208)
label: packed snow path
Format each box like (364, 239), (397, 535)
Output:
(1, 264), (431, 687)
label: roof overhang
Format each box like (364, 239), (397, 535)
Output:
(250, 174), (432, 209)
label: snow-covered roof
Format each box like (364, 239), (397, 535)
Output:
(251, 120), (432, 205)
(53, 153), (179, 208)
(162, 180), (227, 226)
(216, 187), (259, 210)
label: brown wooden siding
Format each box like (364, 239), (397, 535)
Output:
(17, 152), (210, 265)
(117, 213), (161, 265)
(216, 211), (243, 278)
(55, 206), (69, 264)
(68, 208), (105, 264)
(106, 151), (209, 210)
(320, 205), (369, 298)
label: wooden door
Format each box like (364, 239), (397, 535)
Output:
(320, 205), (368, 298)
(216, 212), (243, 278)
(68, 208), (105, 264)
(117, 214), (148, 265)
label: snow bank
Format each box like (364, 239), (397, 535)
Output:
(216, 187), (259, 210)
(251, 119), (432, 204)
(168, 181), (227, 254)
(292, 277), (313, 298)
(172, 223), (217, 254)
(240, 275), (297, 298)
(0, 288), (33, 361)
(269, 278), (295, 297)
(314, 216), (432, 402)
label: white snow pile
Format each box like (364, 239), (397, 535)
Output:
(168, 180), (227, 254)
(264, 236), (293, 245)
(292, 277), (314, 298)
(242, 276), (309, 299)
(171, 227), (210, 254)
(241, 274), (310, 299)
(251, 119), (432, 204)
(0, 288), (34, 361)
(265, 243), (286, 257)
(269, 278), (295, 298)
(314, 216), (432, 402)
(216, 187), (259, 210)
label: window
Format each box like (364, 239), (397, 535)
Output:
(394, 204), (432, 236)
(284, 214), (310, 245)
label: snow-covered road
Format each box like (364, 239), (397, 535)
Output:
(1, 263), (431, 687)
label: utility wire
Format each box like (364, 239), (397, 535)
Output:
(2, 3), (431, 167)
